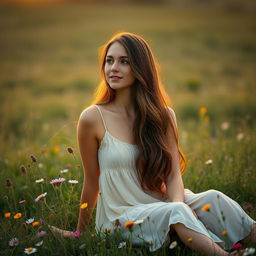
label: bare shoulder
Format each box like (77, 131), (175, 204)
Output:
(167, 106), (177, 128)
(78, 105), (101, 138)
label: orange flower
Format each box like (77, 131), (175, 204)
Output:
(5, 212), (11, 218)
(80, 203), (88, 209)
(221, 230), (228, 236)
(13, 213), (22, 219)
(124, 221), (134, 229)
(199, 107), (207, 116)
(32, 221), (40, 226)
(187, 237), (193, 242)
(53, 145), (60, 153)
(201, 204), (212, 212)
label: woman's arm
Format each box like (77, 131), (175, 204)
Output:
(76, 107), (100, 232)
(166, 107), (184, 202)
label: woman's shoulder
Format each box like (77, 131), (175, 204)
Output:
(78, 105), (102, 130)
(166, 106), (177, 128)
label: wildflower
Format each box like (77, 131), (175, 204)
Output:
(134, 219), (144, 225)
(32, 221), (40, 227)
(169, 241), (177, 249)
(221, 230), (228, 236)
(30, 155), (37, 163)
(114, 219), (121, 227)
(232, 242), (242, 250)
(205, 159), (213, 165)
(60, 169), (69, 174)
(80, 203), (88, 209)
(24, 247), (37, 254)
(221, 122), (229, 130)
(14, 213), (22, 219)
(35, 192), (47, 202)
(20, 165), (27, 174)
(9, 237), (19, 246)
(243, 248), (255, 256)
(5, 212), (11, 218)
(40, 219), (46, 225)
(105, 228), (112, 233)
(35, 178), (44, 183)
(91, 233), (96, 237)
(118, 241), (127, 248)
(53, 145), (60, 153)
(187, 237), (193, 242)
(41, 148), (49, 154)
(66, 163), (72, 169)
(236, 133), (244, 141)
(38, 163), (43, 168)
(201, 204), (212, 212)
(26, 218), (35, 224)
(79, 243), (86, 249)
(67, 147), (74, 154)
(36, 231), (47, 238)
(124, 221), (134, 229)
(35, 240), (43, 246)
(199, 107), (207, 116)
(50, 177), (66, 185)
(19, 199), (26, 204)
(72, 231), (83, 237)
(243, 203), (253, 211)
(68, 180), (78, 184)
(5, 179), (13, 187)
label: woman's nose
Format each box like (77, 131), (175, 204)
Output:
(110, 61), (119, 71)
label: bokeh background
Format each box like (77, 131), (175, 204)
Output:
(0, 0), (255, 255)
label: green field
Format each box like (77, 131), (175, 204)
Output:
(0, 1), (256, 255)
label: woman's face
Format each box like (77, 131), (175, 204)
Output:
(104, 41), (135, 90)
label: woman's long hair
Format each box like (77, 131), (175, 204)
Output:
(91, 32), (186, 198)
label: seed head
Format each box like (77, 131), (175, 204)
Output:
(30, 155), (37, 163)
(20, 165), (27, 174)
(67, 147), (74, 154)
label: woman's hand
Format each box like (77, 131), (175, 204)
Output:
(48, 225), (77, 238)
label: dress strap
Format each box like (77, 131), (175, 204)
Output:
(94, 105), (108, 132)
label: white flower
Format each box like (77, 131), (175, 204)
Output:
(134, 219), (144, 225)
(35, 192), (47, 202)
(169, 241), (177, 249)
(38, 163), (43, 168)
(26, 218), (35, 224)
(243, 248), (256, 256)
(24, 247), (37, 254)
(221, 122), (229, 130)
(68, 180), (78, 184)
(35, 178), (44, 183)
(35, 240), (43, 246)
(9, 237), (19, 246)
(60, 169), (69, 174)
(118, 241), (126, 248)
(205, 159), (213, 165)
(236, 133), (244, 141)
(50, 177), (66, 185)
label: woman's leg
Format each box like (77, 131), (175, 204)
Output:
(172, 223), (228, 256)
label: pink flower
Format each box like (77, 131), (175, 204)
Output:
(36, 231), (47, 238)
(72, 231), (82, 237)
(19, 199), (26, 204)
(50, 178), (66, 185)
(232, 242), (242, 250)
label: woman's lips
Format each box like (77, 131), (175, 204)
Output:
(110, 76), (122, 81)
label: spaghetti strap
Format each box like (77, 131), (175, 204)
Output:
(94, 105), (108, 132)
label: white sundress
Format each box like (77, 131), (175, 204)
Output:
(94, 104), (255, 252)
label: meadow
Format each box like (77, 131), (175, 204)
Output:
(0, 1), (256, 255)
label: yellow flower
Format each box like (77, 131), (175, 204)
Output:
(105, 228), (112, 233)
(80, 203), (88, 209)
(5, 212), (11, 218)
(187, 237), (193, 242)
(221, 230), (228, 236)
(32, 221), (40, 226)
(201, 204), (212, 212)
(199, 107), (207, 116)
(53, 145), (60, 153)
(124, 221), (134, 229)
(13, 213), (22, 219)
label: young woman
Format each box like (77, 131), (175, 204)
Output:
(50, 32), (255, 255)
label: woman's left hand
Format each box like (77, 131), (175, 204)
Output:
(48, 225), (75, 238)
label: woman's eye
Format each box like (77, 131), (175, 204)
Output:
(121, 59), (129, 64)
(105, 58), (113, 64)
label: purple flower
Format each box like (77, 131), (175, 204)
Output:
(36, 231), (47, 238)
(9, 237), (19, 246)
(72, 231), (82, 237)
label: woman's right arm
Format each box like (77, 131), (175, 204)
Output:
(76, 107), (100, 232)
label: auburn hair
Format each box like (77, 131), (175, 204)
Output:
(91, 32), (186, 198)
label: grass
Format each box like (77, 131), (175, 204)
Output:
(0, 1), (255, 255)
